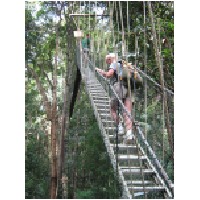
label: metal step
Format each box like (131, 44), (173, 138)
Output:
(92, 98), (110, 103)
(128, 186), (165, 199)
(118, 155), (147, 160)
(86, 81), (100, 84)
(86, 80), (99, 83)
(101, 119), (114, 123)
(105, 126), (116, 130)
(90, 92), (108, 96)
(90, 94), (108, 97)
(88, 88), (104, 91)
(111, 143), (137, 149)
(101, 121), (115, 126)
(131, 189), (165, 199)
(97, 109), (111, 113)
(109, 134), (125, 139)
(111, 144), (140, 154)
(118, 159), (148, 168)
(94, 104), (110, 108)
(93, 98), (110, 102)
(125, 180), (154, 185)
(133, 191), (145, 198)
(88, 86), (104, 89)
(87, 83), (102, 86)
(93, 100), (110, 103)
(98, 114), (112, 120)
(120, 168), (154, 174)
(128, 186), (165, 192)
(94, 103), (110, 107)
(104, 127), (119, 135)
(99, 113), (112, 117)
(92, 96), (109, 99)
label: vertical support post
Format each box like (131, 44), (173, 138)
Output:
(134, 35), (139, 121)
(143, 1), (148, 141)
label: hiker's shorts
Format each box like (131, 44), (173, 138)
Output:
(110, 82), (127, 109)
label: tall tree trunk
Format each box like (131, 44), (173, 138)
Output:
(73, 143), (78, 199)
(73, 91), (81, 198)
(60, 5), (75, 198)
(147, 2), (174, 159)
(50, 22), (58, 199)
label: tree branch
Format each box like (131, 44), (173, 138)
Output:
(40, 63), (53, 90)
(27, 65), (52, 121)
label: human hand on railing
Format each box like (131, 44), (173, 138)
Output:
(95, 68), (103, 73)
(95, 68), (107, 77)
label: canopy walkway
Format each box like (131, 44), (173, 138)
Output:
(25, 1), (174, 199)
(71, 2), (174, 198)
(75, 47), (174, 199)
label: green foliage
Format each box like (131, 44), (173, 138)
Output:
(26, 2), (66, 198)
(25, 135), (50, 199)
(76, 189), (95, 199)
(68, 83), (120, 199)
(167, 22), (174, 32)
(36, 9), (45, 18)
(166, 158), (174, 181)
(111, 1), (174, 89)
(162, 48), (172, 57)
(25, 9), (33, 28)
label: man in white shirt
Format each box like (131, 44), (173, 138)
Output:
(95, 54), (138, 143)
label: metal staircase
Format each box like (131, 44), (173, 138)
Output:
(78, 49), (174, 199)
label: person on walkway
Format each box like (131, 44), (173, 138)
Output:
(95, 53), (143, 143)
(82, 33), (90, 51)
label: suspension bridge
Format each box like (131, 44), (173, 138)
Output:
(74, 47), (174, 199)
(69, 2), (174, 199)
(25, 1), (174, 199)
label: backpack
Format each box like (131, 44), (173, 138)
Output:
(86, 38), (90, 48)
(82, 38), (90, 49)
(114, 60), (143, 89)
